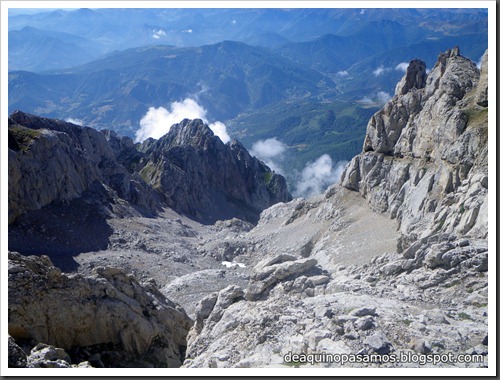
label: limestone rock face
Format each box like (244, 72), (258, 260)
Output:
(137, 118), (291, 224)
(395, 59), (427, 96)
(180, 48), (488, 369)
(9, 113), (290, 227)
(8, 111), (159, 224)
(342, 47), (487, 251)
(8, 252), (193, 367)
(475, 49), (488, 107)
(246, 256), (320, 301)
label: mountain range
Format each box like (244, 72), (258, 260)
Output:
(8, 7), (488, 193)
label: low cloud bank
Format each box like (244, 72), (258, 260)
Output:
(250, 137), (287, 174)
(134, 98), (230, 144)
(249, 139), (348, 198)
(294, 155), (348, 199)
(359, 91), (392, 106)
(65, 117), (84, 126)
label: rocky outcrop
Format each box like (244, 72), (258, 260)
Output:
(246, 255), (322, 301)
(8, 252), (193, 367)
(137, 118), (291, 224)
(475, 49), (488, 107)
(8, 111), (159, 224)
(342, 46), (487, 251)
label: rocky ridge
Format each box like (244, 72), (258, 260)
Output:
(137, 118), (291, 224)
(8, 114), (290, 258)
(7, 47), (489, 370)
(8, 114), (290, 226)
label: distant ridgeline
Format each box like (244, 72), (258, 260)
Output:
(8, 9), (488, 188)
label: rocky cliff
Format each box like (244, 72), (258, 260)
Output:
(342, 46), (488, 251)
(8, 252), (192, 367)
(8, 111), (159, 225)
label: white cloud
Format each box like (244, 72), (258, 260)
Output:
(231, 19), (237, 25)
(250, 137), (287, 174)
(360, 9), (365, 15)
(373, 65), (388, 77)
(152, 29), (166, 39)
(395, 62), (409, 72)
(376, 91), (391, 103)
(134, 98), (230, 144)
(336, 70), (349, 77)
(476, 51), (487, 69)
(65, 117), (84, 126)
(183, 29), (193, 33)
(208, 121), (231, 144)
(294, 155), (348, 199)
(359, 91), (392, 106)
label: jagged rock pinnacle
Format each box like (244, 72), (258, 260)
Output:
(395, 59), (427, 96)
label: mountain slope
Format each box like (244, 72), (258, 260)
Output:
(8, 111), (290, 237)
(8, 41), (337, 135)
(7, 47), (490, 370)
(8, 26), (104, 71)
(180, 47), (489, 368)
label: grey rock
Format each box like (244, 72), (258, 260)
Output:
(482, 335), (488, 346)
(395, 59), (427, 96)
(475, 49), (488, 107)
(410, 338), (432, 354)
(246, 258), (318, 301)
(137, 119), (291, 224)
(341, 47), (486, 252)
(355, 316), (376, 331)
(8, 252), (192, 367)
(8, 112), (159, 224)
(364, 331), (392, 354)
(351, 307), (377, 317)
(8, 336), (27, 368)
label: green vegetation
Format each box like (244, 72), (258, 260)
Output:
(444, 279), (461, 288)
(459, 203), (466, 214)
(139, 163), (156, 182)
(263, 171), (273, 185)
(8, 125), (42, 152)
(458, 312), (473, 321)
(230, 99), (374, 187)
(463, 107), (488, 129)
(282, 360), (304, 368)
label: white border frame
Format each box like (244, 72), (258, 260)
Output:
(1, 1), (496, 377)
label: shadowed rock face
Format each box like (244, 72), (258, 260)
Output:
(395, 59), (427, 96)
(137, 118), (292, 224)
(8, 111), (160, 225)
(8, 113), (291, 228)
